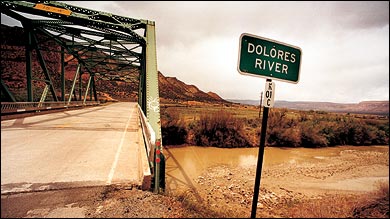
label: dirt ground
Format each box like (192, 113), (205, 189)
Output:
(1, 146), (389, 218)
(187, 146), (389, 218)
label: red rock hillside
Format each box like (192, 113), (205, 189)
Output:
(1, 24), (228, 104)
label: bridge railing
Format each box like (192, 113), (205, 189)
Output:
(1, 101), (100, 114)
(137, 104), (156, 167)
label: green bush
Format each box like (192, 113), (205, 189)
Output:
(161, 105), (389, 148)
(161, 110), (187, 145)
(193, 111), (252, 148)
(266, 109), (389, 147)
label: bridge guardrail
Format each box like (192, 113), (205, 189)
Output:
(137, 104), (156, 168)
(1, 101), (100, 114)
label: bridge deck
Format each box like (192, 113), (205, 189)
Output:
(1, 102), (150, 194)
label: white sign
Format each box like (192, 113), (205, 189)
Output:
(263, 81), (275, 108)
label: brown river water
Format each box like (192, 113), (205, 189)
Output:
(163, 145), (389, 193)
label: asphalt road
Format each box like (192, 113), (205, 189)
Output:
(1, 102), (144, 194)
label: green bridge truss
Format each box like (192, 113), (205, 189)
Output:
(0, 1), (164, 192)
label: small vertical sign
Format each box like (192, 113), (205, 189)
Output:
(263, 81), (275, 108)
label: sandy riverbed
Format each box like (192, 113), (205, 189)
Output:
(165, 145), (389, 217)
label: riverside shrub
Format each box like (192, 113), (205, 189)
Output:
(161, 106), (389, 148)
(161, 110), (187, 145)
(193, 111), (252, 148)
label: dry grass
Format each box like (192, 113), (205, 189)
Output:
(170, 189), (235, 218)
(168, 181), (389, 218)
(351, 181), (389, 218)
(288, 194), (361, 218)
(288, 182), (389, 218)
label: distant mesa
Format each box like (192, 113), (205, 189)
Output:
(228, 99), (389, 116)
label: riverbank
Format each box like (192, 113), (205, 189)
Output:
(164, 145), (389, 218)
(1, 145), (388, 218)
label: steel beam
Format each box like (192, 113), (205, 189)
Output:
(1, 0), (164, 192)
(145, 21), (163, 193)
(25, 28), (33, 101)
(68, 64), (80, 105)
(0, 1), (147, 44)
(31, 32), (59, 102)
(83, 75), (92, 104)
(79, 71), (82, 100)
(40, 85), (49, 103)
(92, 75), (98, 101)
(1, 79), (16, 102)
(61, 47), (65, 101)
(138, 46), (146, 112)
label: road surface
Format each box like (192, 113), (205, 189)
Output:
(1, 102), (148, 194)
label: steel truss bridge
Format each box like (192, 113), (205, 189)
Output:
(1, 1), (164, 193)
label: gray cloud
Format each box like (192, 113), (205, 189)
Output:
(65, 1), (389, 44)
(7, 1), (389, 103)
(331, 1), (389, 29)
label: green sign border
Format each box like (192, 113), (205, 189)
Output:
(237, 33), (302, 84)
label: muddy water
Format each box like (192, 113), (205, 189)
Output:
(164, 145), (389, 192)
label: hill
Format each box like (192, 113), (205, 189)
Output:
(0, 24), (226, 104)
(275, 100), (389, 115)
(228, 99), (389, 115)
(158, 72), (227, 104)
(1, 23), (386, 112)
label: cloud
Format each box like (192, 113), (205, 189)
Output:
(330, 1), (389, 29)
(5, 1), (389, 103)
(84, 1), (389, 103)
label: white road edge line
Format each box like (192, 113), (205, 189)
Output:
(106, 105), (135, 185)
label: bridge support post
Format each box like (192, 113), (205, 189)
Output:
(139, 49), (147, 114)
(25, 28), (33, 102)
(79, 71), (83, 101)
(92, 75), (98, 101)
(145, 21), (163, 193)
(61, 47), (65, 101)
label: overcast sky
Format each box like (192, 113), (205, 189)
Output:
(3, 1), (389, 103)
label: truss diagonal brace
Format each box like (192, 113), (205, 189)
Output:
(1, 79), (17, 102)
(31, 32), (59, 102)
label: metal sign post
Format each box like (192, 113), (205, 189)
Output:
(250, 79), (273, 218)
(237, 32), (301, 218)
